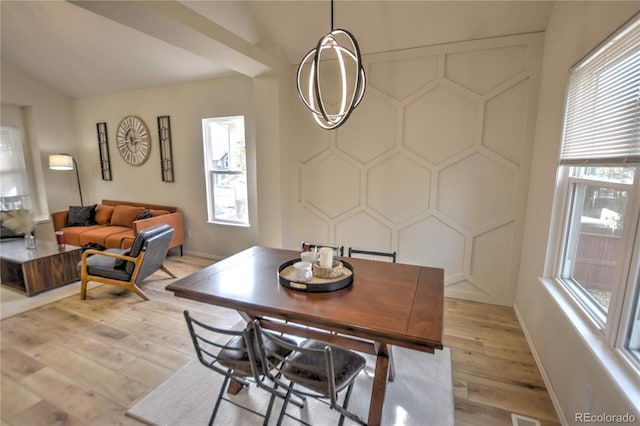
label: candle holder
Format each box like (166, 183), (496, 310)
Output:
(312, 260), (343, 279)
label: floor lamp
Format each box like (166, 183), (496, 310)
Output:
(49, 153), (84, 206)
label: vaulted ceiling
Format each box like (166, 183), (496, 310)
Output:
(1, 1), (554, 99)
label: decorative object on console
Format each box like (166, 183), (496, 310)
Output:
(49, 153), (84, 206)
(157, 115), (175, 182)
(96, 122), (112, 181)
(0, 209), (34, 239)
(116, 115), (151, 166)
(296, 0), (366, 130)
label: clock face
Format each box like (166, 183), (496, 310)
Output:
(116, 115), (151, 166)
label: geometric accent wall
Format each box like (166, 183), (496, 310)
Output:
(286, 33), (544, 306)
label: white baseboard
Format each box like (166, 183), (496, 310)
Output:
(513, 303), (569, 426)
(167, 248), (223, 260)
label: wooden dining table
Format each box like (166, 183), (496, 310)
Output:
(166, 245), (444, 425)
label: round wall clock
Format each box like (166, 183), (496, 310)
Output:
(116, 115), (151, 166)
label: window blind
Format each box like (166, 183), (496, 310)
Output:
(560, 14), (640, 165)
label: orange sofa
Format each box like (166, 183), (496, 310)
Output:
(51, 199), (184, 255)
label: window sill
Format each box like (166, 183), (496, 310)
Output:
(207, 220), (250, 228)
(540, 277), (640, 415)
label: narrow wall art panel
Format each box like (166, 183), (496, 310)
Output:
(96, 122), (112, 181)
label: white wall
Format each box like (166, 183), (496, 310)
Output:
(72, 76), (265, 257)
(516, 2), (640, 423)
(283, 33), (544, 306)
(0, 59), (78, 238)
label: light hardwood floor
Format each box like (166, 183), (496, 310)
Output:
(1, 254), (560, 426)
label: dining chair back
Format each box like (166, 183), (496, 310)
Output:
(348, 247), (397, 263)
(183, 311), (278, 426)
(250, 320), (367, 426)
(301, 241), (344, 257)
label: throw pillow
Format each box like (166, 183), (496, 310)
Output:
(95, 204), (115, 225)
(136, 209), (154, 220)
(114, 249), (132, 270)
(111, 205), (145, 228)
(68, 205), (97, 226)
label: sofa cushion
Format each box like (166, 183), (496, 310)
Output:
(104, 229), (135, 249)
(95, 204), (114, 225)
(111, 205), (145, 228)
(61, 225), (103, 246)
(68, 205), (97, 226)
(78, 226), (131, 247)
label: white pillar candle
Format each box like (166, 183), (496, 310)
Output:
(319, 247), (333, 268)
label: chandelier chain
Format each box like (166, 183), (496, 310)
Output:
(331, 0), (334, 31)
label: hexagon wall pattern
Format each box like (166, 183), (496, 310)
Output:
(290, 34), (543, 306)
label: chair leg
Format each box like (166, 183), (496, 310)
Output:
(276, 383), (295, 426)
(337, 382), (354, 426)
(80, 278), (88, 300)
(161, 265), (176, 278)
(336, 382), (366, 426)
(127, 282), (150, 301)
(209, 375), (231, 426)
(262, 392), (277, 426)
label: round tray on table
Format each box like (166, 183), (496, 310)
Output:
(278, 259), (354, 292)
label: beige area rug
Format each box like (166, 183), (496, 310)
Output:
(127, 346), (453, 426)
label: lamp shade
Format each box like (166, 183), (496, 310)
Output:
(49, 154), (74, 170)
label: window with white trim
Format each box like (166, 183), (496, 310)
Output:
(0, 105), (42, 215)
(202, 116), (249, 226)
(555, 14), (640, 367)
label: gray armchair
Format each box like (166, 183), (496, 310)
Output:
(79, 223), (176, 300)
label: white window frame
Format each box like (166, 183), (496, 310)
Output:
(550, 13), (640, 378)
(555, 166), (639, 330)
(202, 115), (249, 227)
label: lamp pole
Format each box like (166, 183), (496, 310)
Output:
(71, 156), (84, 206)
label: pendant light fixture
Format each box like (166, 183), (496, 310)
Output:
(296, 0), (366, 130)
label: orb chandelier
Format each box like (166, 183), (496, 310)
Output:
(296, 0), (366, 130)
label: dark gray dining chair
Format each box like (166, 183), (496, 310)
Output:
(183, 311), (300, 425)
(301, 241), (344, 257)
(249, 319), (367, 426)
(348, 247), (397, 263)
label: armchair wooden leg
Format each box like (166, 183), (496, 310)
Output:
(80, 278), (88, 300)
(127, 282), (150, 301)
(161, 265), (176, 278)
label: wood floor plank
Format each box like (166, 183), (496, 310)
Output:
(26, 342), (149, 407)
(458, 371), (558, 422)
(19, 367), (138, 426)
(0, 346), (46, 382)
(0, 254), (560, 426)
(5, 400), (85, 426)
(0, 374), (41, 419)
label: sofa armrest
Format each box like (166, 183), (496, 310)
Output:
(132, 212), (184, 250)
(51, 210), (69, 231)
